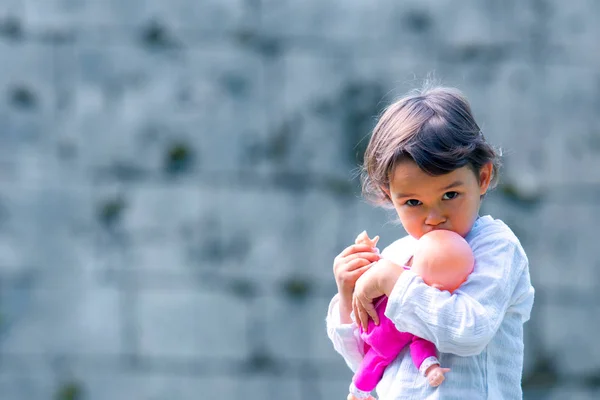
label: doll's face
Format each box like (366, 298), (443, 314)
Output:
(383, 160), (492, 239)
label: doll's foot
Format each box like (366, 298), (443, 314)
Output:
(347, 395), (375, 400)
(348, 381), (376, 399)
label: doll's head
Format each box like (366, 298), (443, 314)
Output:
(411, 229), (474, 293)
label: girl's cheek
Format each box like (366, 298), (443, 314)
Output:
(408, 213), (421, 228)
(450, 199), (463, 211)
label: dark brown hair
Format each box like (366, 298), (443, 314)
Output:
(361, 85), (502, 206)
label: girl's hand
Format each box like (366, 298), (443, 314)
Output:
(333, 242), (381, 300)
(352, 259), (403, 331)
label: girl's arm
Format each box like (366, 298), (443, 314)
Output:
(383, 232), (534, 357)
(326, 294), (366, 372)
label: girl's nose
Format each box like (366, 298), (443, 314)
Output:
(425, 210), (446, 226)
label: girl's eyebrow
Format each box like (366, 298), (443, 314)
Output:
(442, 180), (464, 191)
(395, 180), (464, 199)
(395, 191), (416, 199)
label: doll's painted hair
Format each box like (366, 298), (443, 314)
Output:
(361, 85), (502, 206)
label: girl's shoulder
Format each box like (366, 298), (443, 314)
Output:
(468, 215), (519, 242)
(468, 215), (527, 257)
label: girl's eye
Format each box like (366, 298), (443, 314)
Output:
(405, 199), (422, 207)
(443, 191), (459, 200)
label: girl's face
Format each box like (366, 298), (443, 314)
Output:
(383, 160), (493, 239)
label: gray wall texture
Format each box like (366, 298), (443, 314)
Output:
(0, 0), (599, 399)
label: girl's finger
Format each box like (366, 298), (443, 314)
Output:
(356, 295), (379, 325)
(350, 264), (373, 279)
(344, 252), (380, 263)
(342, 259), (370, 276)
(357, 302), (369, 331)
(353, 295), (368, 331)
(340, 244), (378, 257)
(353, 296), (369, 332)
(346, 251), (380, 260)
(352, 297), (360, 330)
(344, 257), (378, 271)
(363, 301), (379, 325)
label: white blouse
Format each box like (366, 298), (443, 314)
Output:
(326, 215), (535, 399)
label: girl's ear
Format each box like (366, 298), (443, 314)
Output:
(478, 162), (493, 195)
(381, 186), (392, 201)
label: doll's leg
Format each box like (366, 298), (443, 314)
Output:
(350, 349), (389, 398)
(354, 311), (413, 396)
(351, 298), (413, 398)
(362, 313), (414, 358)
(361, 300), (412, 355)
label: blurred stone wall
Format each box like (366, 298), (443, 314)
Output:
(0, 1), (599, 399)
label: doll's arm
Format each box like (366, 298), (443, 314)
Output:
(409, 336), (439, 375)
(409, 336), (450, 386)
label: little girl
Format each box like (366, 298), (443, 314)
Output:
(328, 85), (535, 399)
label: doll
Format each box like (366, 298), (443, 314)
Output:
(347, 230), (474, 400)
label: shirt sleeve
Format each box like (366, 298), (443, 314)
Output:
(384, 232), (530, 357)
(325, 293), (365, 372)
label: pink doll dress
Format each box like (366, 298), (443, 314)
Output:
(350, 296), (439, 398)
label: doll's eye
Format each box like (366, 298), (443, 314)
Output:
(443, 191), (459, 200)
(405, 199), (422, 207)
